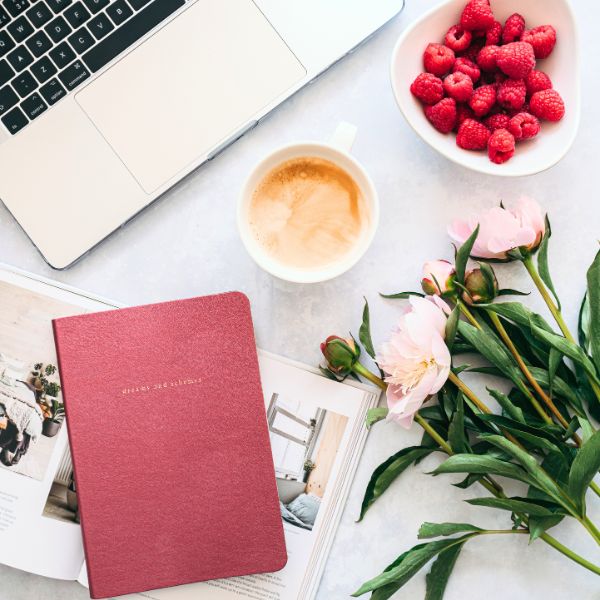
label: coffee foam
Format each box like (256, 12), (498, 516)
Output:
(249, 157), (368, 270)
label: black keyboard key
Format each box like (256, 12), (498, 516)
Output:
(68, 25), (91, 51)
(81, 0), (107, 14)
(7, 14), (32, 41)
(87, 11), (111, 39)
(106, 0), (131, 25)
(39, 75), (63, 103)
(21, 89), (45, 117)
(83, 0), (183, 72)
(3, 1), (30, 18)
(0, 84), (18, 114)
(58, 57), (87, 89)
(63, 0), (88, 27)
(46, 0), (71, 13)
(127, 0), (150, 10)
(49, 39), (73, 66)
(0, 6), (10, 27)
(25, 29), (51, 55)
(0, 56), (13, 84)
(30, 53), (55, 82)
(7, 44), (33, 70)
(0, 30), (15, 57)
(11, 68), (35, 94)
(45, 14), (70, 41)
(1, 105), (27, 132)
(26, 1), (52, 26)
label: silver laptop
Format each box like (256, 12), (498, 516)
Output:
(0, 0), (404, 269)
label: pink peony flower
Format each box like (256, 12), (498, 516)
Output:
(377, 297), (451, 429)
(448, 197), (546, 260)
(421, 260), (456, 296)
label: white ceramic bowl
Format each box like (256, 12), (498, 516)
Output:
(390, 0), (580, 177)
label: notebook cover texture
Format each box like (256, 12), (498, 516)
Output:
(52, 293), (286, 598)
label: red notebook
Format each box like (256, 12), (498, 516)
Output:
(53, 293), (286, 599)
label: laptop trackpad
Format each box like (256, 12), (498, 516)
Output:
(76, 0), (306, 194)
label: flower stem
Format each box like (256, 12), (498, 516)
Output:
(447, 371), (490, 414)
(522, 255), (600, 404)
(457, 300), (482, 329)
(488, 311), (575, 433)
(539, 532), (600, 576)
(414, 413), (453, 455)
(580, 515), (600, 546)
(353, 362), (387, 391)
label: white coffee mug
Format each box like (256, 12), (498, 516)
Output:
(237, 123), (380, 283)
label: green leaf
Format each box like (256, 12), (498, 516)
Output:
(465, 496), (564, 517)
(358, 446), (434, 521)
(579, 293), (591, 354)
(537, 216), (561, 310)
(587, 251), (600, 372)
(432, 454), (535, 487)
(456, 225), (480, 284)
(445, 306), (460, 351)
(567, 430), (600, 515)
(527, 367), (585, 416)
(359, 298), (376, 360)
(452, 473), (484, 489)
(418, 522), (482, 539)
(480, 435), (571, 510)
(425, 545), (463, 600)
(480, 302), (553, 332)
(578, 416), (595, 444)
(448, 394), (468, 453)
(530, 323), (600, 386)
(366, 407), (388, 429)
(487, 388), (526, 423)
(352, 537), (470, 596)
(497, 288), (530, 297)
(379, 291), (425, 300)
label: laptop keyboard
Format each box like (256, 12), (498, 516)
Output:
(0, 0), (184, 135)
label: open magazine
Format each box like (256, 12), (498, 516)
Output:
(0, 264), (379, 599)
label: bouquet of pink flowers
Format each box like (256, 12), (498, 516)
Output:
(320, 198), (600, 599)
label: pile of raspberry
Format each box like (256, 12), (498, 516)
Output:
(409, 0), (564, 164)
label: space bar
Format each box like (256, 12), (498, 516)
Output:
(82, 0), (185, 73)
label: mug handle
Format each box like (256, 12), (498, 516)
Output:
(329, 122), (358, 153)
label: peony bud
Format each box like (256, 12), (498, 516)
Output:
(421, 260), (457, 297)
(463, 267), (499, 304)
(320, 335), (360, 376)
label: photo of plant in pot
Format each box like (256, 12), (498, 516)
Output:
(30, 363), (65, 438)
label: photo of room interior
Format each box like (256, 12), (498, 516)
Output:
(0, 281), (76, 482)
(267, 393), (348, 531)
(42, 445), (79, 525)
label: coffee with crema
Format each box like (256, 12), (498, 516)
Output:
(249, 156), (369, 271)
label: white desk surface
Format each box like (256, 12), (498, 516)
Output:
(0, 0), (598, 598)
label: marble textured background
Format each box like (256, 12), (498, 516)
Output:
(0, 0), (599, 598)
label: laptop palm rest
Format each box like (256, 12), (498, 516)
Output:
(76, 0), (306, 194)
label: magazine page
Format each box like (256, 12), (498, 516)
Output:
(0, 266), (115, 580)
(134, 352), (379, 600)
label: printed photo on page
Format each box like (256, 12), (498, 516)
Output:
(136, 353), (378, 600)
(0, 265), (114, 582)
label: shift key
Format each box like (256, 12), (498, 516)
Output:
(59, 60), (90, 91)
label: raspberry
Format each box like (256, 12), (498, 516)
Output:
(497, 78), (527, 111)
(486, 21), (502, 45)
(443, 72), (474, 102)
(507, 101), (529, 118)
(477, 45), (499, 72)
(453, 57), (481, 82)
(423, 43), (456, 76)
(461, 40), (484, 62)
(521, 25), (557, 59)
(445, 25), (472, 52)
(508, 112), (541, 140)
(496, 42), (536, 79)
(484, 113), (511, 131)
(410, 73), (445, 105)
(488, 128), (516, 163)
(455, 104), (475, 130)
(424, 98), (457, 133)
(525, 70), (553, 96)
(469, 84), (496, 117)
(460, 0), (496, 32)
(456, 118), (491, 150)
(530, 89), (565, 122)
(502, 13), (526, 44)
